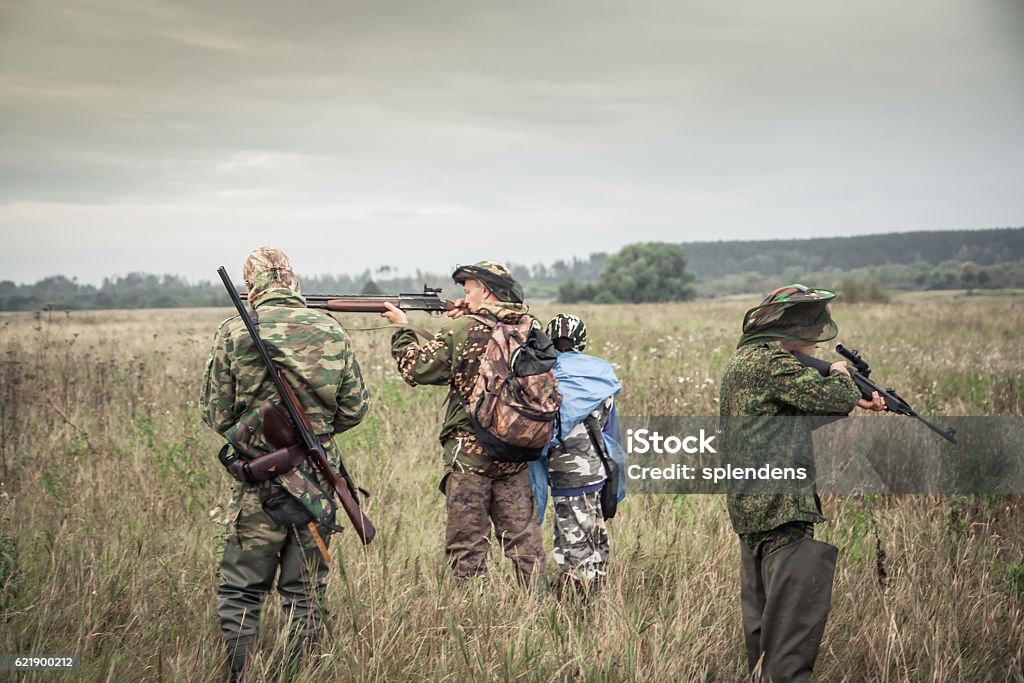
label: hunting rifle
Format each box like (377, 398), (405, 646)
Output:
(792, 344), (957, 444)
(239, 285), (457, 314)
(218, 266), (377, 545)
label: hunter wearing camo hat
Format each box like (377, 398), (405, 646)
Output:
(530, 313), (625, 601)
(719, 284), (884, 682)
(450, 260), (525, 304)
(201, 246), (369, 679)
(381, 259), (545, 585)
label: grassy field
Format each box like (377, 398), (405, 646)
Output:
(1, 295), (1022, 681)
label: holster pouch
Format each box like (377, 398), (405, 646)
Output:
(218, 443), (307, 484)
(246, 444), (307, 481)
(260, 400), (296, 449)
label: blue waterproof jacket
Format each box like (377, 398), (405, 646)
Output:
(528, 351), (628, 522)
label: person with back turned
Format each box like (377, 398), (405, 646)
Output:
(719, 284), (884, 682)
(529, 313), (626, 600)
(201, 247), (369, 680)
(380, 260), (546, 586)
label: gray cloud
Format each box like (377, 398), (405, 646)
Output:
(1, 0), (1022, 284)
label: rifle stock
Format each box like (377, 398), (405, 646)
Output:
(274, 379), (376, 544)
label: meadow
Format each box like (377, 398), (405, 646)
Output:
(0, 294), (1022, 681)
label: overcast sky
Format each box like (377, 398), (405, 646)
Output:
(2, 0), (1022, 285)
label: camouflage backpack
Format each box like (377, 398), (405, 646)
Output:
(462, 315), (562, 462)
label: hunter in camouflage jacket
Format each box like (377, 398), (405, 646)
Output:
(390, 314), (526, 480)
(383, 260), (545, 583)
(200, 248), (369, 678)
(719, 340), (861, 535)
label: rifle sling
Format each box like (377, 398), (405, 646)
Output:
(340, 322), (436, 341)
(583, 415), (615, 480)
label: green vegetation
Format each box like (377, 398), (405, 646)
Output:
(681, 227), (1024, 279)
(0, 297), (1021, 680)
(560, 242), (696, 304)
(1, 228), (1021, 310)
(837, 275), (892, 303)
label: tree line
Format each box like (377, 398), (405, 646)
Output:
(1, 228), (1020, 311)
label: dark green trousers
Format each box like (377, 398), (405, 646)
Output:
(739, 523), (838, 683)
(218, 487), (330, 676)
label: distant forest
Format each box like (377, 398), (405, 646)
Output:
(679, 227), (1024, 298)
(1, 228), (1021, 311)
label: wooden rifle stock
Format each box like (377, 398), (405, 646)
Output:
(269, 379), (376, 544)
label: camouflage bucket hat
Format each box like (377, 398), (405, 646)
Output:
(738, 284), (838, 347)
(546, 313), (587, 352)
(243, 247), (301, 299)
(452, 260), (524, 304)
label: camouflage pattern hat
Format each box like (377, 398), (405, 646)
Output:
(452, 260), (524, 304)
(243, 247), (301, 300)
(546, 313), (588, 352)
(738, 284), (838, 347)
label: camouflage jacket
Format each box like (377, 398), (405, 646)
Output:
(201, 287), (369, 444)
(719, 341), (860, 535)
(548, 398), (613, 491)
(391, 316), (526, 479)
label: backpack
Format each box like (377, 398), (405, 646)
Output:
(462, 315), (562, 462)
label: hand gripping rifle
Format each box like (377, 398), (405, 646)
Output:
(218, 267), (377, 546)
(792, 344), (957, 444)
(240, 286), (456, 314)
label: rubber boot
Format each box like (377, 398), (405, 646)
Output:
(758, 538), (838, 683)
(224, 634), (256, 682)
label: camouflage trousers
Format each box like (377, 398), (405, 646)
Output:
(551, 491), (609, 582)
(443, 469), (544, 584)
(218, 484), (331, 673)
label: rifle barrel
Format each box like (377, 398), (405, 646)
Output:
(238, 289), (454, 313)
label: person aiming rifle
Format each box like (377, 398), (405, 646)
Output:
(201, 247), (370, 680)
(720, 284), (886, 683)
(380, 260), (548, 586)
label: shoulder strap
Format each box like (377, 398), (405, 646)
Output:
(466, 313), (496, 329)
(583, 414), (614, 478)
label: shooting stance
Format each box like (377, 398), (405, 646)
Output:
(201, 247), (369, 680)
(380, 261), (547, 585)
(719, 284), (884, 683)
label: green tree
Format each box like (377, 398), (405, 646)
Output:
(557, 279), (601, 304)
(865, 277), (891, 303)
(960, 261), (978, 291)
(360, 280), (385, 295)
(839, 277), (864, 303)
(598, 242), (696, 303)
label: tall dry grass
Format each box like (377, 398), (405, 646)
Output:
(0, 297), (1022, 681)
